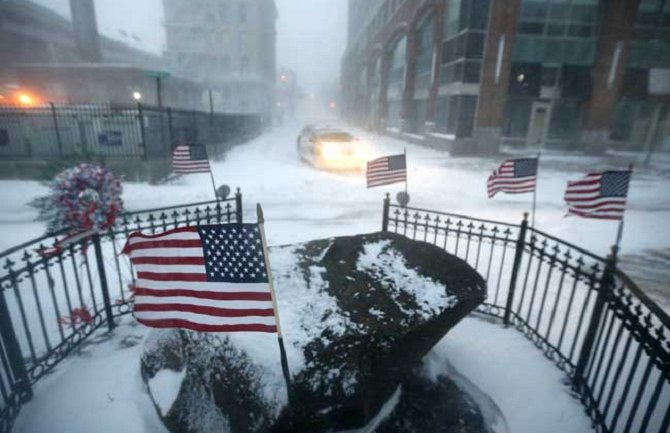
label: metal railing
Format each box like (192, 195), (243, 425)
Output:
(1, 192), (667, 433)
(0, 192), (242, 433)
(382, 195), (670, 433)
(0, 103), (262, 161)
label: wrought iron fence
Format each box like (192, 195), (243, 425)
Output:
(0, 193), (242, 433)
(0, 103), (262, 161)
(382, 195), (670, 433)
(1, 192), (667, 433)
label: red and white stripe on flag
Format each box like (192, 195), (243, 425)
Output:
(487, 158), (538, 198)
(122, 225), (277, 333)
(564, 171), (631, 221)
(366, 154), (407, 188)
(172, 144), (211, 174)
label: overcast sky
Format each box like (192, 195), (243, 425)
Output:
(31, 0), (348, 92)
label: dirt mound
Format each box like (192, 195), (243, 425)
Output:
(141, 232), (487, 433)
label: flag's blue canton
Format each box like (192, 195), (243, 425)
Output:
(388, 154), (407, 170)
(514, 158), (538, 177)
(189, 144), (208, 160)
(198, 224), (268, 283)
(600, 171), (631, 197)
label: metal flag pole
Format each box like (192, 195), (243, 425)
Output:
(404, 147), (408, 195)
(256, 204), (294, 409)
(209, 171), (219, 202)
(613, 163), (634, 258)
(531, 152), (541, 228)
(202, 144), (219, 202)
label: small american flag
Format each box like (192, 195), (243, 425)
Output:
(122, 224), (277, 333)
(564, 171), (631, 220)
(172, 144), (211, 174)
(487, 158), (538, 198)
(367, 154), (407, 188)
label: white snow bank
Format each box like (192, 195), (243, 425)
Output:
(148, 369), (186, 416)
(425, 316), (593, 433)
(12, 317), (168, 433)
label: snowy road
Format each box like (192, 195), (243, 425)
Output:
(3, 107), (670, 433)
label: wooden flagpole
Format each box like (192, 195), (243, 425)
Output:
(256, 204), (294, 409)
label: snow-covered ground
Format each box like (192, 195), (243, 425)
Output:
(4, 102), (670, 432)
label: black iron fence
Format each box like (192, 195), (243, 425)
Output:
(0, 103), (262, 161)
(382, 196), (670, 433)
(1, 192), (668, 433)
(0, 192), (242, 433)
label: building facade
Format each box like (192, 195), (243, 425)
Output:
(163, 0), (277, 120)
(342, 0), (670, 154)
(0, 0), (204, 109)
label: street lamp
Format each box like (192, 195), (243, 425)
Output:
(17, 94), (34, 106)
(132, 91), (142, 101)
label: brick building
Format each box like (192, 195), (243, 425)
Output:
(342, 0), (670, 154)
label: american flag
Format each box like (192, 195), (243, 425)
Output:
(367, 154), (407, 188)
(122, 224), (277, 333)
(172, 144), (211, 174)
(564, 170), (631, 220)
(487, 158), (538, 198)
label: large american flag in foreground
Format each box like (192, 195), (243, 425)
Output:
(172, 144), (211, 174)
(122, 224), (277, 333)
(487, 158), (538, 198)
(564, 170), (631, 220)
(367, 154), (407, 188)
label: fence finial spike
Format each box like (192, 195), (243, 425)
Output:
(523, 212), (529, 221)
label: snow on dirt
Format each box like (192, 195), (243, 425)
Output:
(5, 102), (669, 432)
(357, 239), (458, 319)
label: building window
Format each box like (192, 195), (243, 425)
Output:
(219, 4), (228, 22)
(548, 99), (581, 140)
(445, 0), (462, 36)
(239, 4), (247, 23)
(439, 0), (488, 86)
(628, 0), (670, 68)
(513, 0), (598, 64)
(414, 13), (435, 77)
(435, 95), (477, 136)
(239, 30), (248, 51)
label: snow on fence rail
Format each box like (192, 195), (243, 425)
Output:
(383, 195), (670, 433)
(0, 193), (242, 433)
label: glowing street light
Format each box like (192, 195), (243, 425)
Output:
(329, 101), (337, 109)
(132, 91), (142, 101)
(280, 74), (289, 82)
(17, 94), (34, 106)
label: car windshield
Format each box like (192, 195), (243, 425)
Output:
(316, 132), (354, 142)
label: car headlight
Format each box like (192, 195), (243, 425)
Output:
(320, 142), (341, 161)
